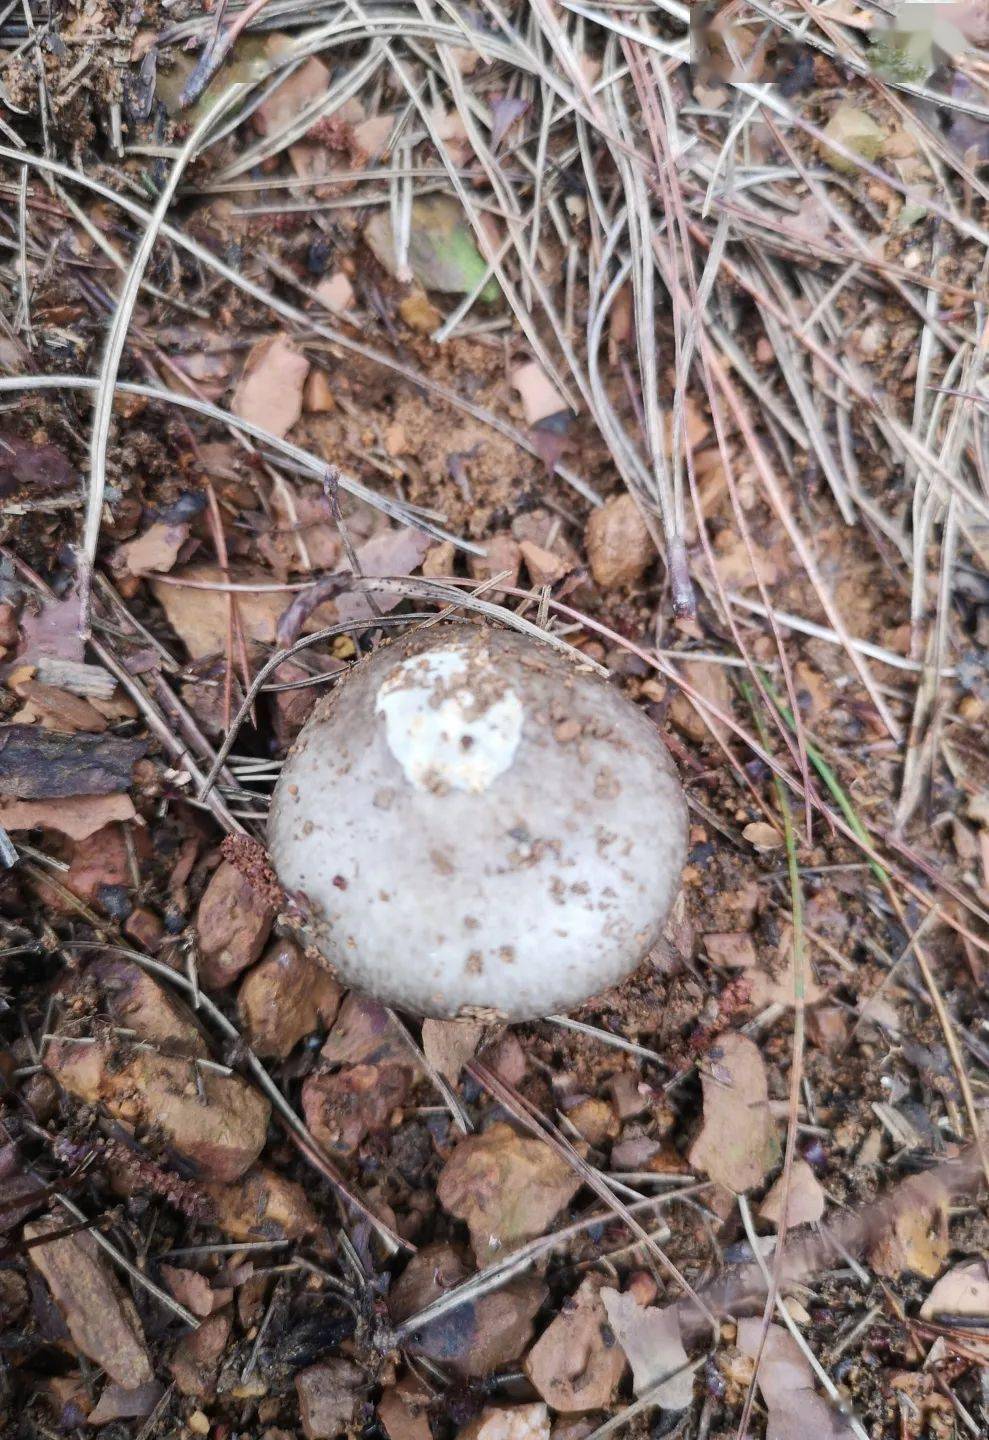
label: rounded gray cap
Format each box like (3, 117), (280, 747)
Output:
(268, 623), (687, 1020)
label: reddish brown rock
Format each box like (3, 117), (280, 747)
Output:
(320, 993), (407, 1067)
(25, 1216), (153, 1388)
(525, 1277), (626, 1411)
(566, 1097), (619, 1147)
(518, 539), (569, 587)
(47, 1040), (269, 1182)
(388, 1243), (472, 1324)
(437, 1122), (580, 1263)
(65, 823), (131, 906)
(302, 1062), (411, 1157)
(467, 533), (522, 601)
(87, 957), (203, 1050)
(123, 904), (165, 951)
(378, 1374), (433, 1440)
(43, 959), (269, 1182)
(425, 1276), (545, 1377)
(584, 493), (654, 589)
(87, 1380), (163, 1427)
(460, 1406), (550, 1440)
(295, 1358), (364, 1440)
(196, 860), (276, 988)
(170, 1309), (232, 1399)
(206, 1166), (322, 1243)
(161, 1264), (231, 1318)
(238, 939), (343, 1058)
(607, 1072), (651, 1121)
(668, 659), (734, 747)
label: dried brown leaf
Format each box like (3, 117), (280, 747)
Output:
(759, 1160), (826, 1230)
(120, 521), (190, 576)
(231, 335), (310, 439)
(600, 1288), (693, 1408)
(0, 792), (137, 840)
(421, 1018), (488, 1083)
(920, 1259), (989, 1320)
(736, 1319), (851, 1439)
(689, 1032), (780, 1192)
(511, 362), (566, 427)
(867, 1173), (950, 1280)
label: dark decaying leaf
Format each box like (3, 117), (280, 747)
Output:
(18, 590), (87, 664)
(0, 725), (147, 799)
(0, 433), (77, 498)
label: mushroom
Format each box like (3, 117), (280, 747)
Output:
(268, 623), (687, 1021)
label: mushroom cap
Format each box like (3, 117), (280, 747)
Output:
(268, 623), (687, 1020)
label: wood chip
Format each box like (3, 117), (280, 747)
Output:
(0, 724), (146, 799)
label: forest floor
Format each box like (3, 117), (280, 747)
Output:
(1, 4), (989, 1440)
